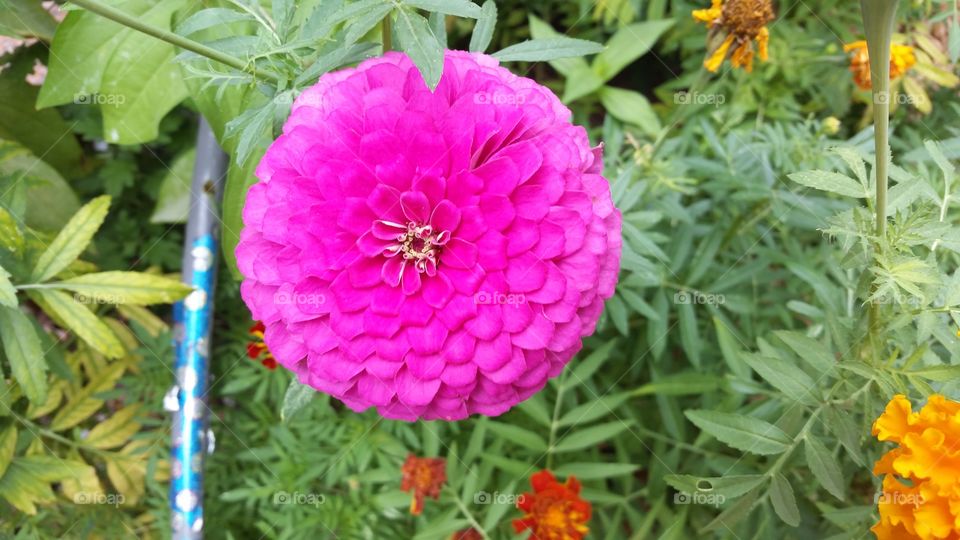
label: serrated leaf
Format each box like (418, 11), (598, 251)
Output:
(553, 421), (631, 453)
(29, 289), (124, 359)
(664, 474), (764, 499)
(281, 378), (315, 422)
(84, 405), (141, 450)
(0, 306), (47, 404)
(788, 170), (866, 198)
(804, 436), (845, 500)
(395, 10), (444, 89)
(493, 37), (604, 62)
(774, 331), (836, 374)
(404, 0), (481, 18)
(52, 271), (192, 305)
(741, 352), (820, 404)
(31, 195), (110, 283)
(685, 410), (791, 455)
(487, 421), (547, 452)
(769, 473), (801, 526)
(0, 426), (16, 479)
(0, 266), (15, 308)
(49, 362), (124, 431)
(468, 0), (496, 52)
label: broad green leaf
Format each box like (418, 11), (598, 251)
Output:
(52, 271), (191, 305)
(404, 0), (482, 18)
(804, 436), (845, 500)
(664, 474), (764, 499)
(281, 378), (316, 422)
(592, 19), (674, 81)
(0, 207), (23, 254)
(685, 410), (792, 455)
(0, 0), (57, 40)
(31, 195), (110, 283)
(29, 289), (124, 359)
(0, 266), (16, 308)
(788, 170), (866, 198)
(84, 404), (141, 449)
(0, 139), (80, 232)
(487, 421), (547, 452)
(468, 0), (497, 53)
(0, 49), (85, 179)
(741, 352), (821, 404)
(222, 150), (263, 280)
(553, 421), (631, 453)
(150, 148), (195, 224)
(599, 87), (662, 136)
(493, 37), (604, 63)
(0, 306), (47, 404)
(554, 462), (639, 480)
(395, 10), (445, 89)
(769, 473), (801, 527)
(37, 0), (188, 144)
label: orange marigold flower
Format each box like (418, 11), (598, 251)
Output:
(400, 454), (446, 516)
(692, 0), (774, 72)
(247, 321), (277, 370)
(843, 41), (917, 90)
(871, 394), (960, 540)
(513, 470), (591, 540)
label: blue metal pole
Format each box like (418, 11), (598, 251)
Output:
(169, 117), (228, 539)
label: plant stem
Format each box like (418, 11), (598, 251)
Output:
(446, 487), (491, 540)
(382, 16), (392, 52)
(69, 0), (281, 83)
(860, 0), (898, 344)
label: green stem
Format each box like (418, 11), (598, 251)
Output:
(382, 16), (392, 52)
(860, 0), (898, 347)
(546, 379), (567, 470)
(69, 0), (281, 83)
(446, 487), (491, 540)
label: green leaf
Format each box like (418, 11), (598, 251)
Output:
(345, 3), (393, 45)
(554, 462), (639, 480)
(0, 207), (24, 254)
(741, 352), (821, 404)
(908, 365), (960, 381)
(493, 37), (604, 63)
(0, 139), (80, 232)
(677, 302), (701, 367)
(84, 404), (141, 449)
(0, 49), (85, 180)
(487, 421), (547, 452)
(553, 421), (631, 452)
(769, 473), (801, 527)
(685, 410), (792, 455)
(565, 340), (617, 388)
(788, 170), (867, 198)
(664, 474), (764, 499)
(0, 0), (57, 40)
(592, 19), (674, 81)
(404, 0), (482, 18)
(37, 0), (188, 144)
(222, 150), (263, 280)
(633, 372), (720, 397)
(598, 87), (661, 136)
(150, 148), (195, 224)
(0, 426), (16, 479)
(395, 10), (445, 89)
(29, 289), (124, 359)
(31, 195), (110, 283)
(0, 306), (48, 404)
(700, 486), (760, 532)
(557, 393), (630, 427)
(468, 0), (497, 52)
(0, 266), (16, 308)
(804, 436), (845, 500)
(774, 331), (836, 374)
(175, 8), (255, 36)
(281, 378), (316, 423)
(52, 271), (192, 305)
(526, 15), (588, 76)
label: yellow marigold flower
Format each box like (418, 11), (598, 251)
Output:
(843, 41), (917, 90)
(692, 0), (774, 72)
(871, 394), (960, 540)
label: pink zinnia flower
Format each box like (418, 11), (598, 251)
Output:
(237, 50), (621, 421)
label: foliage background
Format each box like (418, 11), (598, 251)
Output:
(1, 0), (959, 538)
